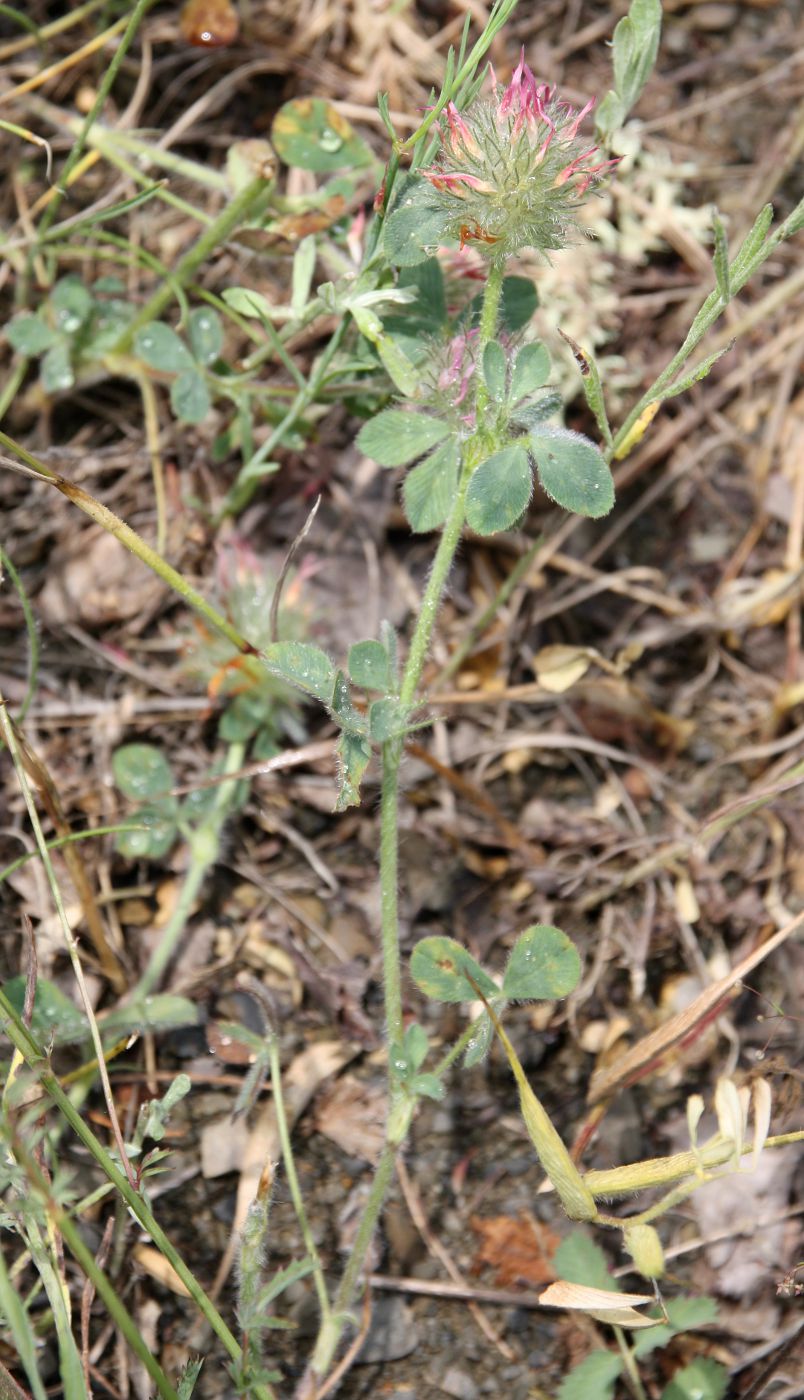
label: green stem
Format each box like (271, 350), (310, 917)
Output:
(131, 741), (246, 1000)
(309, 1144), (396, 1380)
(433, 1019), (484, 1078)
(0, 542), (39, 721)
(11, 1136), (179, 1400)
(610, 193), (804, 459)
(399, 259), (504, 710)
(78, 121), (229, 195)
(0, 355), (28, 423)
(306, 259), (507, 1385)
(268, 1040), (331, 1323)
(1, 1), (110, 53)
(0, 692), (134, 1179)
(379, 740), (404, 1048)
(0, 826), (142, 886)
(116, 176), (274, 348)
(0, 1243), (48, 1400)
(614, 1326), (647, 1400)
(396, 0), (520, 156)
(583, 1130), (803, 1200)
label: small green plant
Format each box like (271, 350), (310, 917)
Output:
(2, 1), (804, 1398)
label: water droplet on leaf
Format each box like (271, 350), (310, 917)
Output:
(319, 127), (342, 153)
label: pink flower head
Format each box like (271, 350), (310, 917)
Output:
(418, 49), (616, 257)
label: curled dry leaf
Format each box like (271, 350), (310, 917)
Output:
(532, 644), (595, 693)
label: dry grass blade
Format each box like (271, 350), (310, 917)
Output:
(587, 913), (804, 1105)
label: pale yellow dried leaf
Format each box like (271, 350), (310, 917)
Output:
(714, 1076), (744, 1159)
(539, 1281), (653, 1310)
(533, 645), (594, 693)
(674, 874), (700, 923)
(587, 1307), (662, 1329)
(751, 1078), (772, 1169)
(133, 1244), (191, 1297)
(687, 1093), (705, 1148)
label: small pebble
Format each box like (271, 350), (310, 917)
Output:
(439, 1366), (479, 1400)
(689, 4), (738, 30)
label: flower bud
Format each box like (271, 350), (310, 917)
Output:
(624, 1223), (665, 1280)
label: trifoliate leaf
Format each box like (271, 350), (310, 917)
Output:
(51, 276), (93, 333)
(187, 307), (223, 366)
(171, 367), (210, 423)
(1, 976), (88, 1046)
(383, 176), (451, 267)
(554, 1232), (619, 1291)
(5, 314), (59, 355)
(40, 341), (74, 393)
(661, 1359), (728, 1400)
(113, 744), (174, 800)
(335, 730), (372, 811)
(482, 340), (507, 402)
(500, 275), (538, 331)
(557, 1351), (623, 1400)
(263, 642), (336, 704)
(115, 803), (178, 860)
(368, 698), (404, 741)
(271, 98), (372, 172)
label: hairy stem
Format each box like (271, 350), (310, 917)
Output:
(379, 739), (404, 1048)
(309, 1144), (396, 1381)
(306, 258), (506, 1383)
(400, 258), (504, 710)
(614, 1326), (648, 1400)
